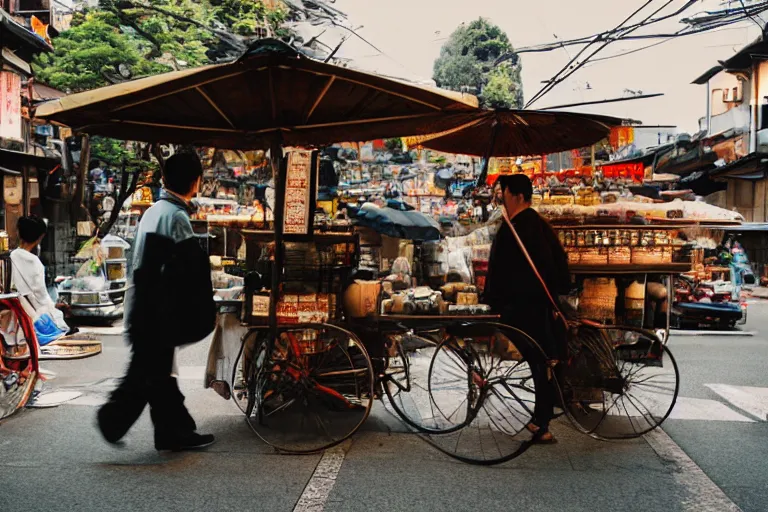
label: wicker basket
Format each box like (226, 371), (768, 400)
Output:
(632, 247), (672, 265)
(579, 278), (617, 322)
(579, 248), (609, 265)
(608, 247), (631, 265)
(567, 249), (581, 265)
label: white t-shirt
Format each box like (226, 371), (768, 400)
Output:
(10, 248), (69, 331)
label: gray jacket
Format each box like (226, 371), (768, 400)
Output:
(124, 190), (195, 335)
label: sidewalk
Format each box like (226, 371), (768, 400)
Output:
(0, 335), (741, 512)
(747, 287), (768, 300)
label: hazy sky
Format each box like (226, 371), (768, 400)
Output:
(331, 0), (761, 133)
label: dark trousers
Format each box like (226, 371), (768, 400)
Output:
(501, 304), (559, 430)
(99, 339), (196, 444)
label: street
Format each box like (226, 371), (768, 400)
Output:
(0, 304), (766, 512)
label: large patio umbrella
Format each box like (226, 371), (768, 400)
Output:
(35, 39), (478, 149)
(35, 38), (479, 331)
(404, 109), (625, 183)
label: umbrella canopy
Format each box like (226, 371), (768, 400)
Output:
(35, 39), (478, 149)
(351, 203), (441, 241)
(404, 109), (624, 157)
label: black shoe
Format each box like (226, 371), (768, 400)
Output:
(155, 433), (215, 452)
(96, 407), (127, 447)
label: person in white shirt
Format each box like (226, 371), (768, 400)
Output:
(10, 216), (72, 341)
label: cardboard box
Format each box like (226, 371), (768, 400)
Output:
(343, 280), (381, 318)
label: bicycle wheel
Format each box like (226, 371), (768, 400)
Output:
(424, 323), (540, 465)
(382, 332), (445, 433)
(564, 326), (680, 439)
(245, 324), (375, 453)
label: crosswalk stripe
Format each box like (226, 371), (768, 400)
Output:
(668, 396), (755, 422)
(705, 384), (768, 421)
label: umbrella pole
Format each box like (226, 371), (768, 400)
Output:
(477, 118), (500, 187)
(269, 139), (285, 339)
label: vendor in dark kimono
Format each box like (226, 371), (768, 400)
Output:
(484, 174), (570, 443)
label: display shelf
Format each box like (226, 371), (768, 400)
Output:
(551, 221), (742, 229)
(239, 230), (357, 244)
(377, 314), (500, 321)
(569, 263), (691, 274)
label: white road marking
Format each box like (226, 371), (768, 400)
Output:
(77, 325), (124, 335)
(705, 384), (768, 422)
(67, 394), (106, 407)
(293, 444), (348, 512)
(671, 330), (754, 337)
(645, 429), (743, 512)
(667, 396), (755, 422)
(176, 366), (207, 381)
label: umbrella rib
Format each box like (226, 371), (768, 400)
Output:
(195, 87), (236, 129)
(295, 112), (444, 130)
(111, 69), (251, 113)
(277, 65), (445, 111)
(104, 119), (283, 134)
(305, 76), (335, 123)
(404, 115), (489, 146)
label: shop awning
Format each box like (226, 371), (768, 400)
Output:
(710, 153), (768, 181)
(0, 9), (52, 59)
(0, 148), (60, 173)
(724, 223), (768, 232)
(35, 39), (479, 149)
(0, 166), (21, 175)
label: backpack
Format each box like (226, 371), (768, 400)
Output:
(133, 233), (215, 346)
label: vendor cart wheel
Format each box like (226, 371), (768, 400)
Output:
(245, 324), (375, 453)
(423, 323), (540, 465)
(563, 325), (680, 440)
(382, 332), (442, 433)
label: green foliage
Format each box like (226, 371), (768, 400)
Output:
(210, 0), (289, 35)
(33, 1), (293, 94)
(433, 18), (523, 109)
(32, 10), (169, 93)
(33, 1), (293, 174)
(384, 138), (403, 152)
(482, 62), (523, 109)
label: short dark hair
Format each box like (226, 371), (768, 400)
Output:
(18, 216), (47, 244)
(163, 152), (203, 195)
(498, 174), (533, 202)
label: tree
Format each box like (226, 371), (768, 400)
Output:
(32, 10), (169, 93)
(433, 18), (523, 109)
(31, 0), (345, 236)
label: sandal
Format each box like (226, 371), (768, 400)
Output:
(526, 422), (558, 444)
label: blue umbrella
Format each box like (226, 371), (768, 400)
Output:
(351, 202), (441, 241)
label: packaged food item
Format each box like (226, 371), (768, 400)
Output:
(456, 292), (479, 305)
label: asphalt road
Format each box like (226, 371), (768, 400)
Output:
(1, 305), (767, 512)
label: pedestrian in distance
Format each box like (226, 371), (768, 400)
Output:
(97, 152), (216, 451)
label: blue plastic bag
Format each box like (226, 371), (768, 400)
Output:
(33, 313), (67, 346)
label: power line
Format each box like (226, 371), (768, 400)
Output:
(524, 0), (659, 108)
(739, 0), (765, 29)
(526, 0), (680, 108)
(524, 0), (768, 107)
(514, 0), (765, 55)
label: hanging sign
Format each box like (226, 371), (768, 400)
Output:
(0, 72), (22, 141)
(283, 150), (313, 235)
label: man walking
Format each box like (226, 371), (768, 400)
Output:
(484, 174), (570, 443)
(97, 152), (214, 451)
